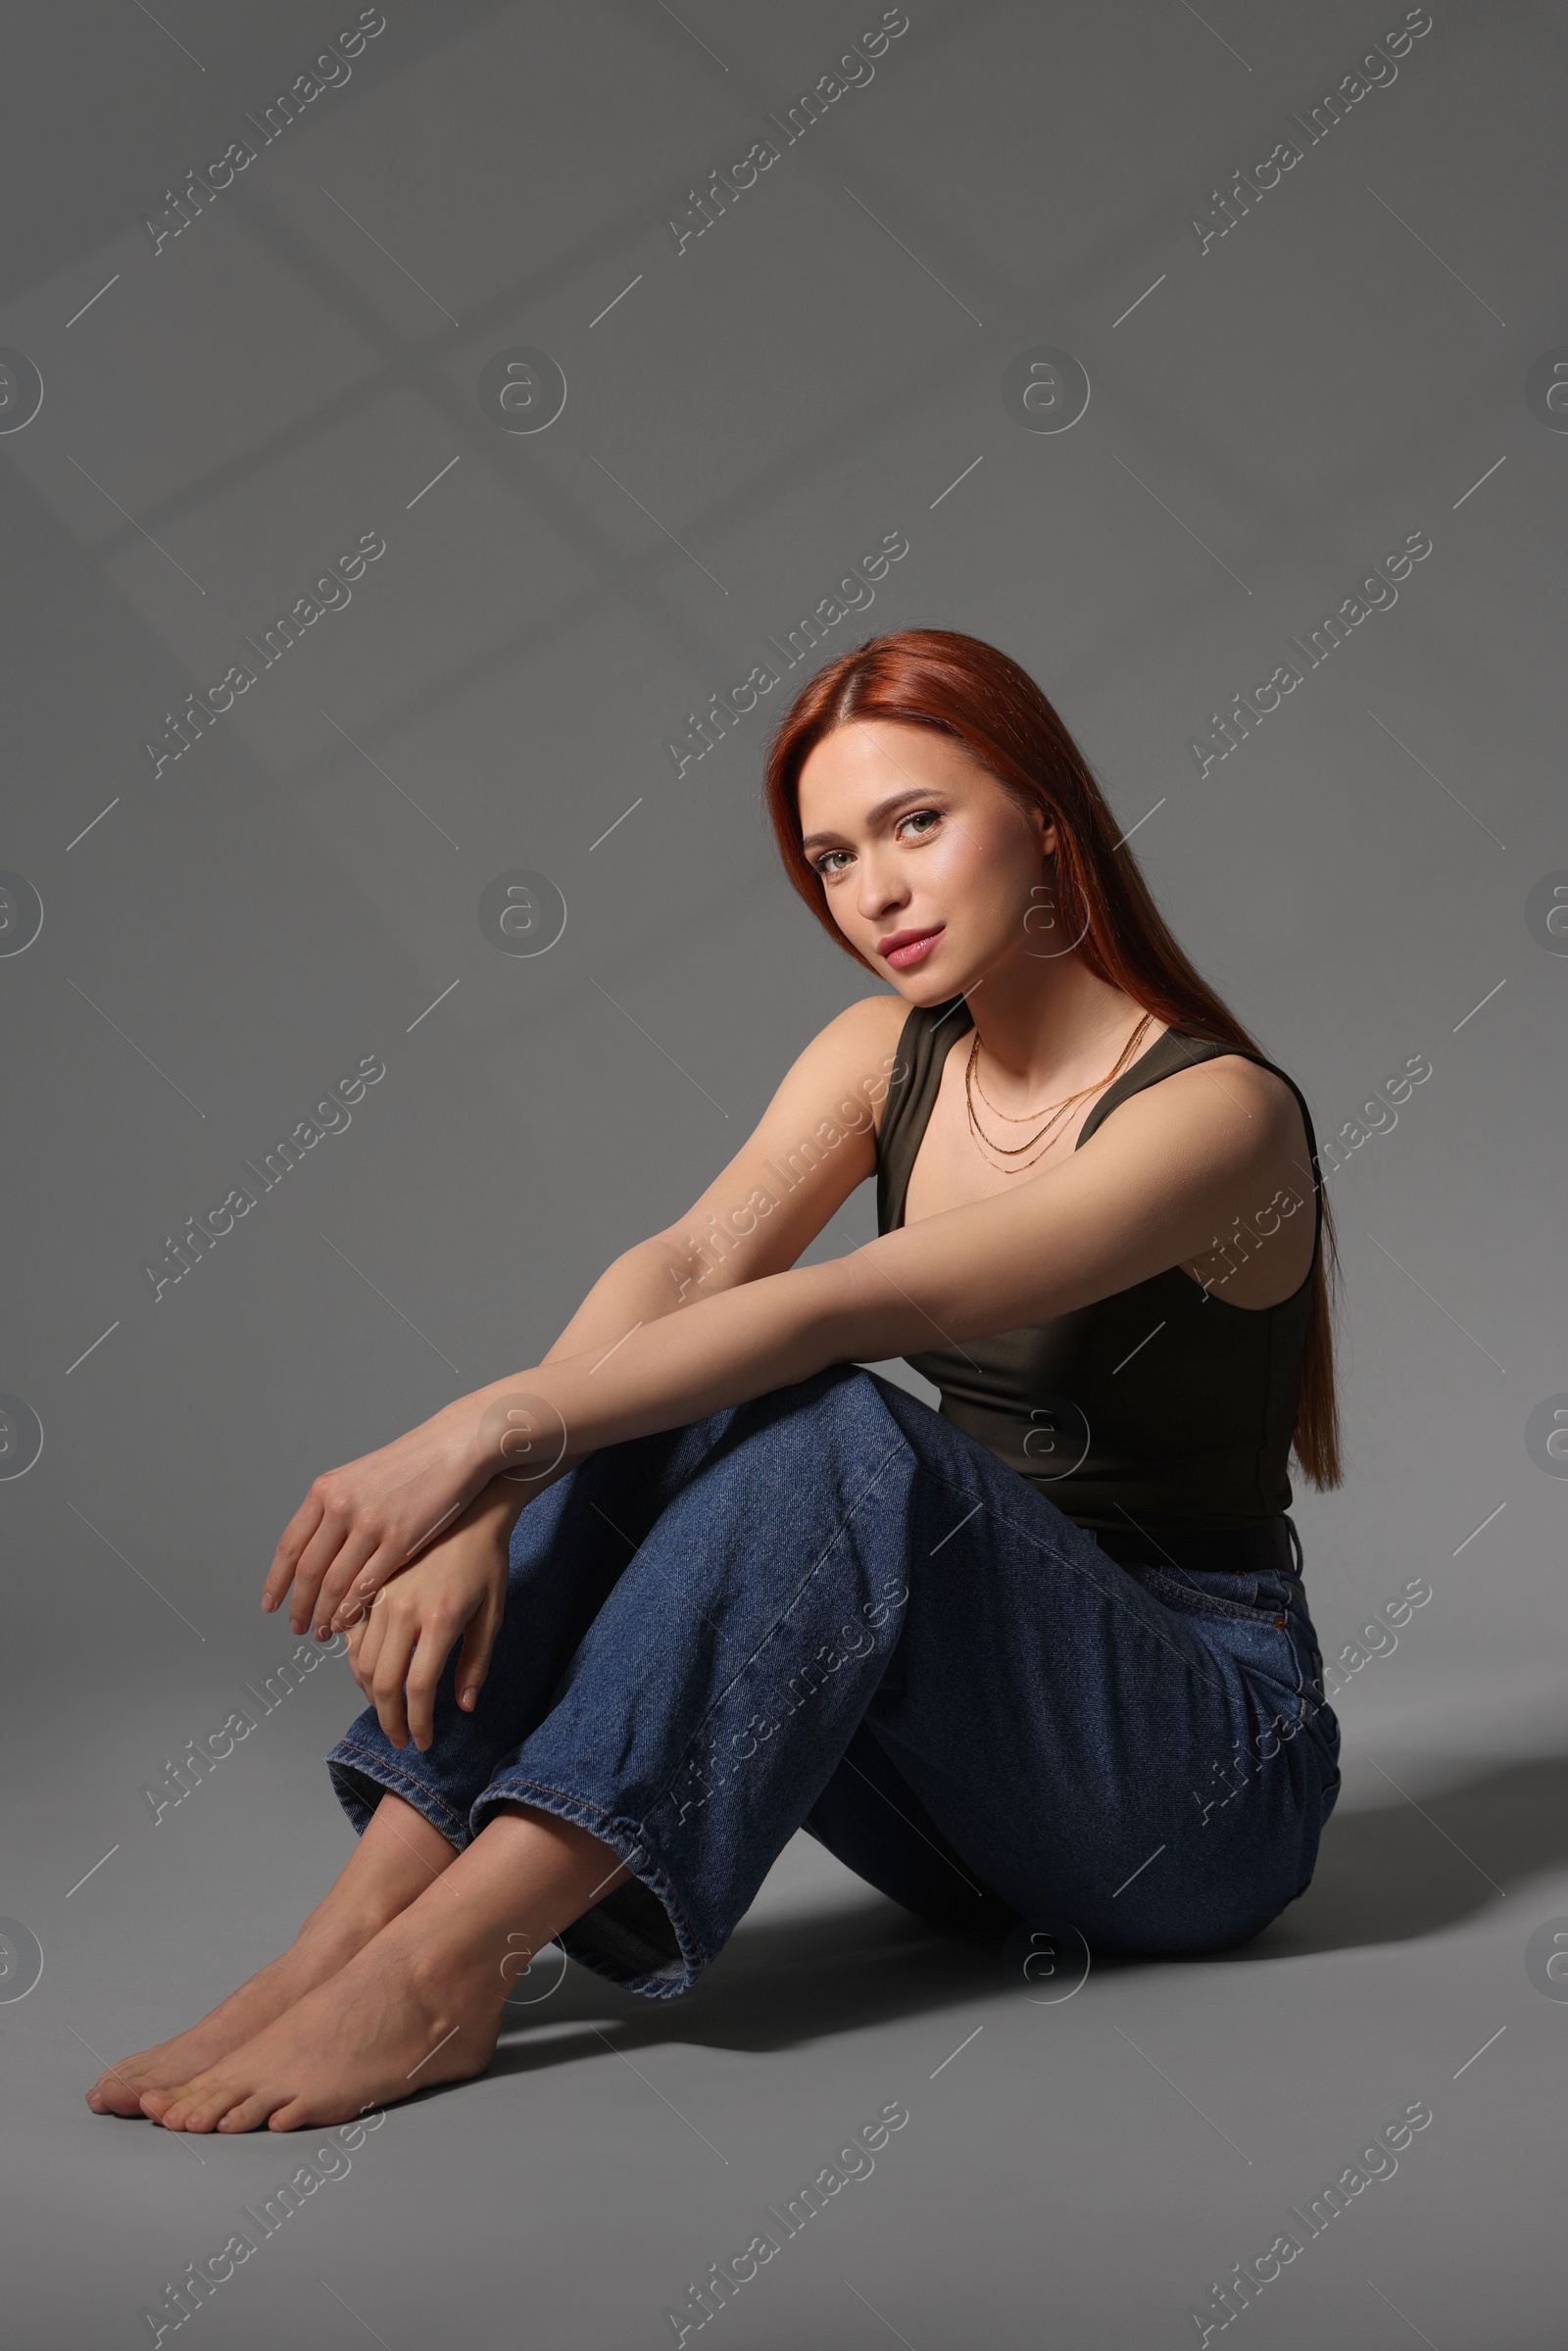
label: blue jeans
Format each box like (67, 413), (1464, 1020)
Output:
(326, 1366), (1342, 1998)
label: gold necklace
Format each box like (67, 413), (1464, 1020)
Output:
(964, 1014), (1154, 1174)
(970, 1048), (1106, 1123)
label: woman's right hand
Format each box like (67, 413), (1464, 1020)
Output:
(342, 1481), (519, 1752)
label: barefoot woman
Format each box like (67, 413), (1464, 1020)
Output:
(90, 629), (1344, 2133)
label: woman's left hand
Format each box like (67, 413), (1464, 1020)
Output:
(262, 1395), (500, 1640)
(342, 1483), (519, 1752)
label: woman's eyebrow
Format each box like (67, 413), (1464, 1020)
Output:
(801, 786), (942, 852)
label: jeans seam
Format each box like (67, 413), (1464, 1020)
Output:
(1131, 1564), (1287, 1629)
(473, 1772), (709, 1974)
(329, 1739), (470, 1842)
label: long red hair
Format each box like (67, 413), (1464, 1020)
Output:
(762, 627), (1343, 1492)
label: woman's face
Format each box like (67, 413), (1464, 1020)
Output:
(795, 718), (1055, 1001)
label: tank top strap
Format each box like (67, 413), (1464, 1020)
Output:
(1078, 1029), (1326, 1271)
(875, 994), (973, 1235)
(1077, 1028), (1233, 1145)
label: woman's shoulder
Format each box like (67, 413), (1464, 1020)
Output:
(1098, 1029), (1315, 1184)
(766, 993), (910, 1114)
(786, 995), (919, 1146)
(810, 992), (915, 1061)
(1154, 1032), (1309, 1124)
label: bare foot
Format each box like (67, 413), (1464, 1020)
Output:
(140, 1803), (627, 2132)
(87, 1791), (460, 2118)
(140, 1908), (507, 2131)
(86, 1913), (386, 2117)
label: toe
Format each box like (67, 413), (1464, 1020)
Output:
(91, 2068), (147, 2117)
(175, 2105), (221, 2133)
(166, 2080), (229, 2131)
(217, 2093), (274, 2133)
(148, 2083), (205, 2128)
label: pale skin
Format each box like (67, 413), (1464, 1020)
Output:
(88, 718), (1313, 2131)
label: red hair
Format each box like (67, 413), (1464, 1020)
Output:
(762, 627), (1342, 1491)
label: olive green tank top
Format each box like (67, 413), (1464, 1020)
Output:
(874, 999), (1325, 1539)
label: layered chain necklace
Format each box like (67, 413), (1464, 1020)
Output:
(964, 1012), (1154, 1175)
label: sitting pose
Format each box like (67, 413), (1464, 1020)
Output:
(89, 627), (1344, 2134)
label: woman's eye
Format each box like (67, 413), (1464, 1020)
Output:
(812, 812), (938, 876)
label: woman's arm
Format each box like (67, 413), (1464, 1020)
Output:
(278, 1042), (1298, 1647)
(538, 1237), (690, 1366)
(535, 991), (909, 1367)
(431, 1045), (1302, 1481)
(265, 994), (908, 1635)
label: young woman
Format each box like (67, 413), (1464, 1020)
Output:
(89, 628), (1344, 2135)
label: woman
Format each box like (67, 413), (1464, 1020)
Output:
(89, 628), (1344, 2135)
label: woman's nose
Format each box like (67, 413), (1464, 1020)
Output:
(857, 859), (906, 922)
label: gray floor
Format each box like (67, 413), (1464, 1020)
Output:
(8, 1514), (1563, 2350)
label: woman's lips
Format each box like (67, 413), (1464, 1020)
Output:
(881, 925), (945, 969)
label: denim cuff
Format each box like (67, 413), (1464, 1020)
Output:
(469, 1773), (706, 2000)
(326, 1738), (472, 1852)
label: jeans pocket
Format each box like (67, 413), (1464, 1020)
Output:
(1152, 1568), (1344, 1788)
(1122, 1562), (1330, 1747)
(1123, 1561), (1292, 1630)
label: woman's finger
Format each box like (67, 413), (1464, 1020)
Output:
(326, 1536), (409, 1633)
(345, 1611), (374, 1692)
(281, 1506), (367, 1636)
(343, 1616), (369, 1691)
(261, 1492), (326, 1615)
(370, 1607), (420, 1748)
(454, 1592), (504, 1713)
(404, 1614), (464, 1753)
(309, 1528), (383, 1641)
(351, 1592), (390, 1699)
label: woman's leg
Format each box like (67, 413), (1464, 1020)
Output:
(140, 1371), (929, 2126)
(322, 1411), (759, 1850)
(100, 1422), (714, 2117)
(142, 1365), (1341, 2127)
(330, 1364), (1341, 1997)
(797, 1380), (1341, 1959)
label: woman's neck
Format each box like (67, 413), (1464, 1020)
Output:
(956, 955), (1155, 1107)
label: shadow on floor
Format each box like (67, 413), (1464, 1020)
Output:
(1239, 1749), (1568, 1959)
(485, 1751), (1568, 2077)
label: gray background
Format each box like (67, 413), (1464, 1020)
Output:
(2, 0), (1564, 2342)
